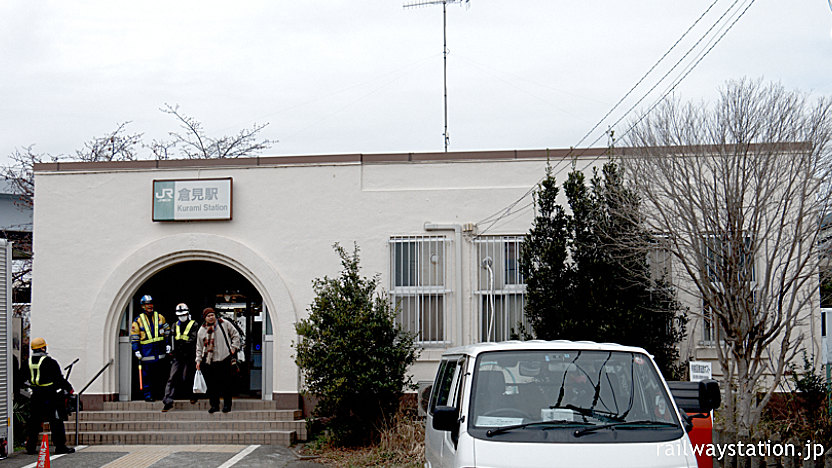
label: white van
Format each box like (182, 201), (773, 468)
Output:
(425, 340), (719, 468)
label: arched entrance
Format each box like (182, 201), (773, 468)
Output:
(117, 260), (273, 401)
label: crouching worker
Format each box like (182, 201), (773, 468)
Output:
(26, 337), (75, 455)
(162, 303), (198, 412)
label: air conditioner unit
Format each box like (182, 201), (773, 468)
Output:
(416, 380), (433, 417)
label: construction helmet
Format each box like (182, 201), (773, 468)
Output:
(140, 295), (153, 305)
(31, 337), (47, 350)
(175, 303), (189, 315)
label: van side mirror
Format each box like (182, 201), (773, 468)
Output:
(698, 379), (721, 412)
(679, 412), (694, 433)
(667, 379), (721, 413)
(432, 406), (459, 432)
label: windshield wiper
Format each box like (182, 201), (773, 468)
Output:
(486, 419), (591, 437)
(554, 404), (625, 423)
(573, 420), (678, 437)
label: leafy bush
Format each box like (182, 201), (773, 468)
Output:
(294, 243), (420, 445)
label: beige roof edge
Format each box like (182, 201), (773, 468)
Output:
(33, 142), (808, 172)
(32, 147), (615, 172)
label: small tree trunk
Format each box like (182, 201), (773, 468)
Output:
(714, 430), (725, 468)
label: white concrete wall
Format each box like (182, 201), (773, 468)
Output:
(31, 152), (822, 402)
(31, 155), (571, 398)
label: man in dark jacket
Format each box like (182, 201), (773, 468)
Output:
(26, 337), (75, 455)
(162, 303), (198, 412)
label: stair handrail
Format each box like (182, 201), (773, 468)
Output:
(75, 359), (113, 445)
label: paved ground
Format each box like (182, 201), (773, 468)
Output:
(0, 445), (327, 468)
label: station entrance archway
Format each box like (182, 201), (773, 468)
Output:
(117, 260), (272, 401)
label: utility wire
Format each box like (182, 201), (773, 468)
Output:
(568, 0), (748, 170)
(475, 1), (730, 235)
(570, 0), (723, 152)
(579, 0), (758, 172)
(475, 0), (756, 237)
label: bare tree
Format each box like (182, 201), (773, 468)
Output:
(621, 79), (832, 435)
(2, 145), (56, 209)
(153, 104), (273, 159)
(74, 122), (143, 162)
(3, 111), (274, 311)
(1, 146), (58, 299)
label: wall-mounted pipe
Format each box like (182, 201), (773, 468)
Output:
(424, 223), (464, 347)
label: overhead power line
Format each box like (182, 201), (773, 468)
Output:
(475, 0), (758, 237)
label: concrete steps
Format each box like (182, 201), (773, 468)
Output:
(50, 399), (307, 447)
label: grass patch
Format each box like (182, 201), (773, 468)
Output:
(302, 408), (425, 468)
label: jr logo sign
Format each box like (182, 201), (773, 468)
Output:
(152, 178), (232, 222)
(155, 188), (174, 200)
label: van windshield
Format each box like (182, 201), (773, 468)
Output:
(468, 350), (683, 443)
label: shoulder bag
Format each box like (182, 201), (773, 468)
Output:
(217, 319), (241, 373)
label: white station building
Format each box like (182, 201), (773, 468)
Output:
(29, 148), (822, 411)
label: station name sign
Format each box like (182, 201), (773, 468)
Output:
(153, 178), (232, 222)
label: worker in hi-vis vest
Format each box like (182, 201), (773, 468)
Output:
(161, 303), (199, 412)
(130, 294), (170, 402)
(26, 337), (75, 455)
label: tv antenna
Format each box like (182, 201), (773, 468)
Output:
(404, 0), (470, 152)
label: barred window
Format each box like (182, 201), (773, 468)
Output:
(703, 234), (755, 283)
(647, 236), (672, 283)
(475, 236), (527, 342)
(390, 236), (450, 344)
(701, 234), (756, 345)
(703, 303), (716, 344)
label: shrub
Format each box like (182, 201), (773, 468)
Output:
(762, 351), (832, 446)
(294, 243), (420, 445)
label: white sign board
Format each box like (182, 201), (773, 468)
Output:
(153, 178), (232, 221)
(689, 361), (712, 382)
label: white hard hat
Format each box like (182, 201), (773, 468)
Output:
(175, 303), (190, 315)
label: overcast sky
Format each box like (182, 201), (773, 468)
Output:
(1, 1), (830, 164)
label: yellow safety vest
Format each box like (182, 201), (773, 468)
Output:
(175, 321), (195, 341)
(29, 355), (53, 387)
(138, 312), (164, 345)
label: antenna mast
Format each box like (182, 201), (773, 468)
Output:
(404, 0), (469, 152)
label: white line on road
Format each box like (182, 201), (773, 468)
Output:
(21, 445), (89, 468)
(217, 444), (259, 468)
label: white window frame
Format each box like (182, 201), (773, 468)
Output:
(474, 236), (528, 342)
(390, 236), (451, 345)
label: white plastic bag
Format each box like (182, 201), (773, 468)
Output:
(193, 370), (207, 394)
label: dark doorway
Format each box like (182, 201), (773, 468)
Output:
(124, 261), (265, 400)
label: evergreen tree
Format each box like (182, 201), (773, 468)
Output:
(294, 243), (419, 445)
(519, 164), (573, 338)
(520, 161), (686, 378)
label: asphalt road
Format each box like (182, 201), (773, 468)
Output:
(0, 445), (327, 468)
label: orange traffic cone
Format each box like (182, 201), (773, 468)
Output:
(36, 433), (50, 468)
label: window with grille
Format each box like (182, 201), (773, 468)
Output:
(390, 236), (450, 344)
(647, 236), (672, 283)
(702, 302), (717, 343)
(474, 236), (527, 342)
(701, 234), (756, 345)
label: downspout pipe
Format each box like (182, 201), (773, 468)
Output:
(424, 223), (464, 347)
